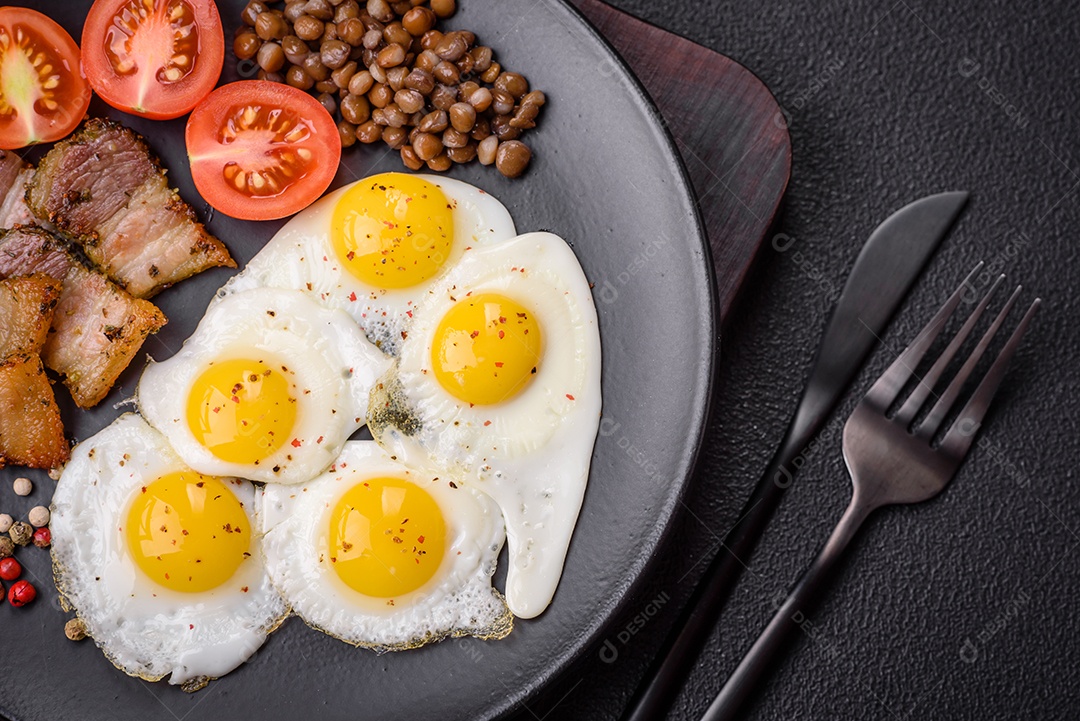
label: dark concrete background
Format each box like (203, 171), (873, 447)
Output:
(510, 1), (1080, 719)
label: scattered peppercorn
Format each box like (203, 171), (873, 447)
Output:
(0, 556), (20, 581)
(65, 617), (88, 641)
(12, 477), (31, 496)
(8, 579), (36, 607)
(9, 521), (32, 546)
(0, 537), (12, 559)
(28, 505), (50, 528)
(32, 527), (51, 549)
(0, 513), (11, 533)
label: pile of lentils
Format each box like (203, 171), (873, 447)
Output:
(234, 0), (543, 178)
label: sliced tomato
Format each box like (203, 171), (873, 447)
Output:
(0, 8), (90, 149)
(82, 0), (224, 120)
(186, 80), (341, 221)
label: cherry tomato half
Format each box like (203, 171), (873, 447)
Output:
(186, 80), (341, 221)
(82, 0), (224, 120)
(0, 7), (91, 149)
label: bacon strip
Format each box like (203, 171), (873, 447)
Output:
(0, 274), (61, 357)
(26, 118), (234, 298)
(0, 353), (69, 469)
(0, 146), (36, 229)
(0, 149), (23, 197)
(0, 227), (166, 408)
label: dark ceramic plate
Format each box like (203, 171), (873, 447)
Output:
(0, 1), (715, 719)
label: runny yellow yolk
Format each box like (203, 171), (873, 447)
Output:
(431, 293), (542, 406)
(186, 358), (298, 465)
(331, 172), (454, 290)
(327, 477), (447, 598)
(125, 472), (250, 593)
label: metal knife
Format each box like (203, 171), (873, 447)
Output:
(619, 191), (970, 721)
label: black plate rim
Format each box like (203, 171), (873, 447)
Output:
(484, 2), (718, 717)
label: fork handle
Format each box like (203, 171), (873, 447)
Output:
(700, 496), (875, 721)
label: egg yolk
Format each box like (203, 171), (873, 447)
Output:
(431, 293), (542, 405)
(186, 358), (297, 465)
(125, 472), (250, 593)
(327, 477), (447, 598)
(331, 173), (454, 290)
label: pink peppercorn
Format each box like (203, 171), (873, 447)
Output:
(8, 579), (35, 607)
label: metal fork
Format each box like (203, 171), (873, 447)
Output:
(701, 265), (1041, 721)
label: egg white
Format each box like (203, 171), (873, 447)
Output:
(214, 174), (517, 355)
(50, 414), (288, 688)
(259, 441), (512, 649)
(138, 287), (389, 485)
(367, 232), (602, 618)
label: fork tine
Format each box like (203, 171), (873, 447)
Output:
(864, 262), (984, 408)
(915, 285), (1023, 439)
(937, 298), (1041, 456)
(893, 274), (1005, 426)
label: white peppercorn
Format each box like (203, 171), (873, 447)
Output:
(0, 513), (12, 533)
(13, 477), (31, 496)
(28, 506), (50, 528)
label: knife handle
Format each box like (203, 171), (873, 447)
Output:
(700, 496), (871, 721)
(619, 442), (801, 721)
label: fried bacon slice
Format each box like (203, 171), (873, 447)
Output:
(0, 226), (166, 408)
(0, 353), (68, 469)
(26, 118), (234, 298)
(0, 150), (23, 199)
(0, 274), (62, 357)
(0, 149), (36, 229)
(0, 168), (37, 229)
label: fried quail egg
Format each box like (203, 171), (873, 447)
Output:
(367, 231), (602, 618)
(138, 287), (389, 485)
(259, 440), (512, 649)
(50, 414), (287, 689)
(215, 172), (517, 355)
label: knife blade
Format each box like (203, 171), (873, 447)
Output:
(619, 191), (970, 721)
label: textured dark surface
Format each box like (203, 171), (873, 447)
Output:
(507, 2), (1080, 721)
(1, 1), (1076, 720)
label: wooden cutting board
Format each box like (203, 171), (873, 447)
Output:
(573, 0), (791, 325)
